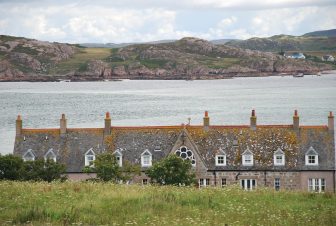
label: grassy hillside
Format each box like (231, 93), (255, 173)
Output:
(0, 181), (335, 225)
(226, 35), (336, 52)
(49, 48), (111, 75)
(303, 29), (336, 37)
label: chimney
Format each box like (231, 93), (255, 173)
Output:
(328, 111), (334, 133)
(250, 109), (257, 130)
(16, 115), (22, 136)
(293, 110), (299, 131)
(60, 114), (67, 135)
(203, 111), (210, 129)
(104, 112), (111, 135)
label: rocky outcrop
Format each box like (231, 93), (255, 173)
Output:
(0, 35), (333, 81)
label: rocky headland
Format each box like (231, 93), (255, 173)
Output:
(0, 35), (332, 82)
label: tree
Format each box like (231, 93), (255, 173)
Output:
(146, 154), (196, 186)
(0, 154), (24, 180)
(94, 153), (141, 182)
(22, 159), (67, 182)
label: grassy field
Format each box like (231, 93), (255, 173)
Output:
(49, 48), (111, 75)
(0, 182), (335, 225)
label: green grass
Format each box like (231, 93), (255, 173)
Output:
(140, 59), (169, 69)
(198, 56), (240, 69)
(0, 181), (335, 225)
(49, 48), (111, 75)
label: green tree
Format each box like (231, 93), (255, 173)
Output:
(0, 154), (24, 180)
(146, 154), (196, 186)
(22, 159), (66, 182)
(94, 153), (141, 182)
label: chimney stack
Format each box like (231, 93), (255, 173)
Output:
(16, 115), (22, 136)
(203, 111), (210, 130)
(104, 112), (111, 135)
(328, 111), (334, 133)
(60, 114), (67, 135)
(293, 110), (299, 131)
(250, 110), (257, 130)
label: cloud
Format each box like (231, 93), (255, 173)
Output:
(0, 1), (335, 42)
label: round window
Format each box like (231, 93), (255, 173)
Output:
(175, 146), (196, 166)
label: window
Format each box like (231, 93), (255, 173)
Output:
(85, 149), (96, 167)
(44, 149), (57, 162)
(175, 146), (196, 166)
(142, 179), (148, 185)
(242, 149), (253, 166)
(141, 150), (152, 167)
(199, 178), (210, 188)
(273, 148), (285, 166)
(274, 178), (280, 191)
(113, 150), (122, 167)
(221, 178), (227, 187)
(305, 147), (319, 166)
(216, 155), (226, 166)
(308, 178), (325, 193)
(23, 149), (35, 161)
(240, 179), (256, 190)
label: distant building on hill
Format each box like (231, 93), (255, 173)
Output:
(286, 52), (306, 59)
(322, 55), (335, 62)
(13, 110), (335, 192)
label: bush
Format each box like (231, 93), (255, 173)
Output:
(146, 154), (196, 186)
(93, 153), (141, 182)
(22, 159), (67, 182)
(0, 154), (24, 180)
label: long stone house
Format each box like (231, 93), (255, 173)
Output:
(13, 110), (335, 192)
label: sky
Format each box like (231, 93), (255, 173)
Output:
(0, 0), (335, 43)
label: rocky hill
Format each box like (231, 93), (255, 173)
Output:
(303, 29), (336, 37)
(0, 35), (332, 81)
(226, 31), (336, 52)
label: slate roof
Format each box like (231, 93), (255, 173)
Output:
(13, 124), (335, 172)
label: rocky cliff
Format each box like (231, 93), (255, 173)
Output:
(0, 35), (332, 81)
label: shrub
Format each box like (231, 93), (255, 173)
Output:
(0, 154), (24, 180)
(146, 154), (196, 186)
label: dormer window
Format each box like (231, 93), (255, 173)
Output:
(23, 149), (35, 161)
(242, 149), (253, 166)
(273, 148), (285, 166)
(85, 148), (96, 167)
(141, 150), (152, 167)
(44, 149), (57, 162)
(215, 149), (227, 166)
(305, 147), (318, 166)
(113, 150), (122, 167)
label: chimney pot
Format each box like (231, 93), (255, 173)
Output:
(328, 111), (334, 132)
(203, 111), (210, 129)
(104, 112), (112, 135)
(250, 110), (257, 130)
(293, 110), (300, 131)
(60, 114), (67, 135)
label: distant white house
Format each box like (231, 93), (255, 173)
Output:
(321, 55), (335, 62)
(286, 52), (306, 59)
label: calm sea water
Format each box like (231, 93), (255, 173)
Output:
(1, 74), (336, 154)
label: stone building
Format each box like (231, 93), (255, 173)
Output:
(13, 110), (335, 192)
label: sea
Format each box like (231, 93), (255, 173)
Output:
(1, 73), (336, 154)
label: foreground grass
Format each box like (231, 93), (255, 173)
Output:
(0, 181), (335, 225)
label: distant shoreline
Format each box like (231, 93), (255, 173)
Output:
(1, 70), (335, 82)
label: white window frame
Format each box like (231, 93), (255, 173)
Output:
(305, 147), (319, 166)
(215, 155), (226, 166)
(308, 178), (325, 193)
(274, 155), (285, 166)
(44, 149), (57, 162)
(305, 155), (318, 166)
(142, 178), (148, 185)
(221, 178), (227, 187)
(113, 150), (122, 167)
(141, 150), (152, 167)
(242, 149), (254, 166)
(85, 148), (96, 167)
(274, 178), (280, 191)
(240, 179), (257, 190)
(199, 178), (210, 188)
(23, 149), (35, 162)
